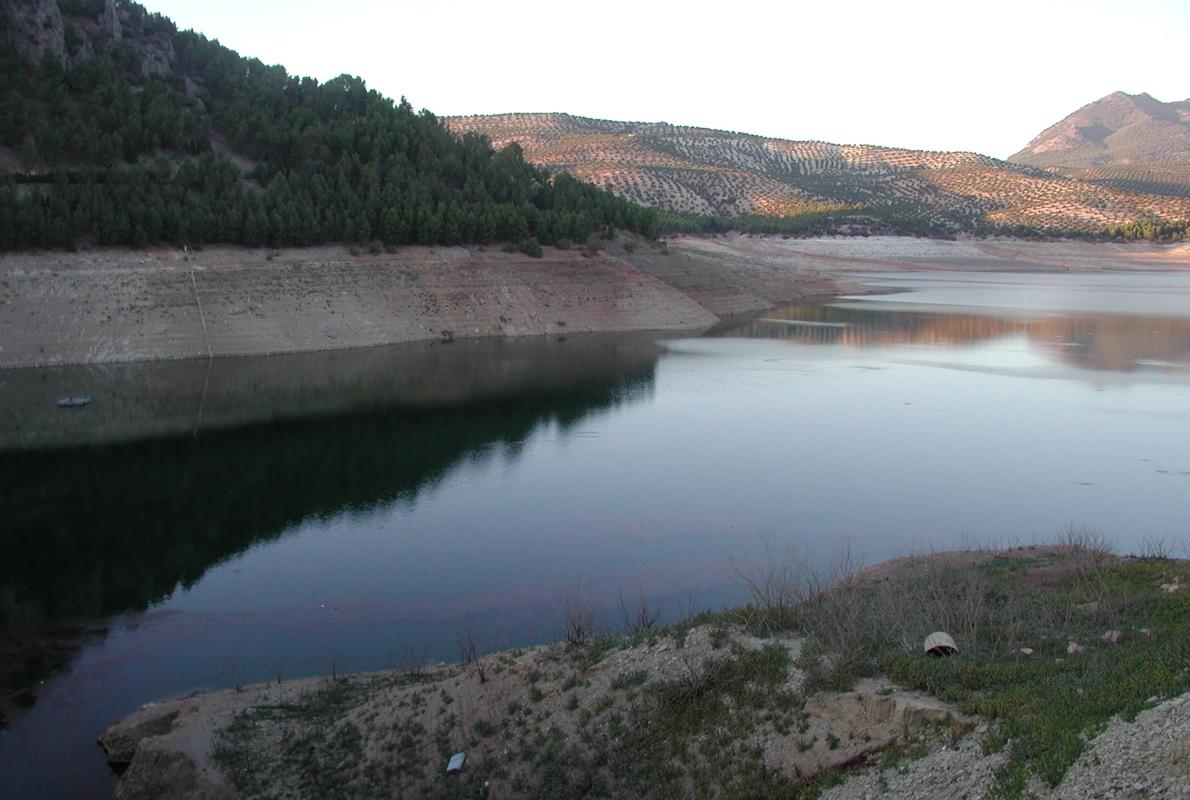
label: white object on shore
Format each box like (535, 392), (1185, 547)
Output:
(924, 631), (958, 657)
(1067, 641), (1084, 655)
(446, 752), (466, 774)
(1101, 630), (1123, 644)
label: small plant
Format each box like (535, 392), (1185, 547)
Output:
(562, 581), (599, 647)
(455, 623), (488, 683)
(609, 669), (649, 691)
(618, 589), (661, 635)
(517, 238), (543, 257)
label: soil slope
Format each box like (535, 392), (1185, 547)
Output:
(0, 238), (840, 370)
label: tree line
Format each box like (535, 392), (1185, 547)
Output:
(0, 2), (658, 252)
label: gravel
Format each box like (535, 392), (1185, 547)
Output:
(821, 692), (1190, 799)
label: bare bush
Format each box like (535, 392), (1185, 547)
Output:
(618, 589), (661, 635)
(402, 647), (428, 678)
(1060, 523), (1116, 566)
(728, 534), (817, 631)
(1136, 536), (1173, 560)
(670, 648), (712, 701)
(455, 623), (487, 683)
(563, 581), (600, 647)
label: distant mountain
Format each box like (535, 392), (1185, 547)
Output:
(1010, 92), (1190, 169)
(449, 113), (1190, 235)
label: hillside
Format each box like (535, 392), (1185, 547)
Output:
(447, 113), (1190, 236)
(1010, 91), (1190, 169)
(0, 1), (658, 252)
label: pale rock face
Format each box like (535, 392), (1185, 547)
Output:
(139, 35), (175, 78)
(1, 0), (66, 63)
(101, 0), (120, 42)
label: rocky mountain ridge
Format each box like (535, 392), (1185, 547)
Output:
(1010, 91), (1190, 168)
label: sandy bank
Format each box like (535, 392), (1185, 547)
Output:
(0, 237), (842, 370)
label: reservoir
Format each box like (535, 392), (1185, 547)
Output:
(2, 270), (1190, 798)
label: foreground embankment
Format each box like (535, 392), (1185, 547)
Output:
(101, 544), (1190, 800)
(0, 236), (844, 370)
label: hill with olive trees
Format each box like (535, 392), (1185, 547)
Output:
(448, 112), (1190, 238)
(1008, 92), (1190, 204)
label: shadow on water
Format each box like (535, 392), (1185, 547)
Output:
(0, 334), (663, 725)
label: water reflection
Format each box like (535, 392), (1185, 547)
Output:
(723, 303), (1190, 374)
(0, 335), (662, 723)
(4, 280), (1190, 799)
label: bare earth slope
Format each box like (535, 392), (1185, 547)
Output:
(447, 113), (1190, 232)
(0, 238), (844, 370)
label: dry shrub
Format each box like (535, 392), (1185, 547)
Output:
(562, 581), (600, 647)
(731, 530), (1123, 690)
(455, 623), (487, 683)
(618, 589), (661, 635)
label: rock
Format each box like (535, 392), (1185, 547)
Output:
(0, 0), (65, 63)
(924, 631), (958, 657)
(1067, 641), (1085, 655)
(113, 743), (235, 800)
(99, 706), (181, 765)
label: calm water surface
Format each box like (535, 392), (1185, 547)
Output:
(2, 270), (1190, 798)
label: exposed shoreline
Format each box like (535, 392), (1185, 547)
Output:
(97, 544), (1190, 800)
(0, 235), (842, 371)
(3, 235), (1188, 372)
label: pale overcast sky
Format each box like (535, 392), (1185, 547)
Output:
(148, 0), (1189, 159)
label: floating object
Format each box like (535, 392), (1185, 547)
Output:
(446, 752), (466, 774)
(924, 631), (958, 657)
(56, 395), (91, 408)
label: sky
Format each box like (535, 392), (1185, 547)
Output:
(147, 0), (1190, 159)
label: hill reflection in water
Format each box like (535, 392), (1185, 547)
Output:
(723, 303), (1190, 375)
(0, 334), (662, 721)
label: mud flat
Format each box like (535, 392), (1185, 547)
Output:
(0, 238), (842, 370)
